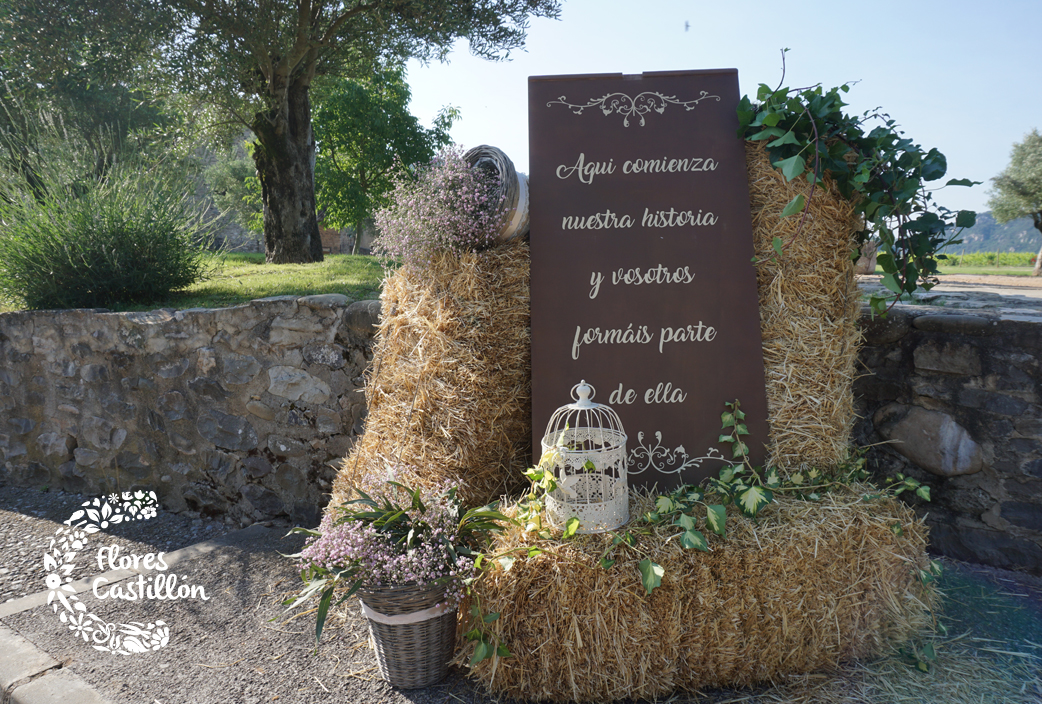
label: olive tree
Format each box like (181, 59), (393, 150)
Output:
(988, 129), (1042, 276)
(166, 0), (560, 263)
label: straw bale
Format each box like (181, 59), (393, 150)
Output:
(746, 141), (863, 472)
(330, 240), (531, 508)
(466, 486), (937, 702)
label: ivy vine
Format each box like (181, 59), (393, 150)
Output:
(737, 62), (981, 316)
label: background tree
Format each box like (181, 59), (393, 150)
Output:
(0, 0), (183, 188)
(988, 129), (1042, 276)
(314, 67), (456, 255)
(163, 0), (560, 264)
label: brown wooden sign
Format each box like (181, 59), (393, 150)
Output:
(528, 69), (769, 490)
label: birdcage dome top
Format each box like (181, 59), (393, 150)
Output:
(543, 381), (627, 452)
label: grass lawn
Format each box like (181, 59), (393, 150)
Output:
(0, 253), (388, 314)
(872, 266), (1036, 277)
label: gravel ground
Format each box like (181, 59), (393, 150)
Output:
(2, 485), (1042, 704)
(0, 486), (229, 604)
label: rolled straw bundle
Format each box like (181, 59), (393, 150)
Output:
(746, 141), (863, 472)
(330, 240), (531, 508)
(465, 487), (937, 702)
(464, 145), (530, 244)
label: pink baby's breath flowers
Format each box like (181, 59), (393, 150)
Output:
(373, 146), (503, 270)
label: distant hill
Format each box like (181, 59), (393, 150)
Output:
(946, 212), (1040, 254)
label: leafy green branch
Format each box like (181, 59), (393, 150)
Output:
(737, 62), (981, 316)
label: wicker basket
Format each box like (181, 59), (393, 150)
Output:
(358, 581), (457, 688)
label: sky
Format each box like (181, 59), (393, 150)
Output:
(405, 0), (1041, 215)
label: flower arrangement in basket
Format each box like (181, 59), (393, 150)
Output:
(284, 477), (509, 688)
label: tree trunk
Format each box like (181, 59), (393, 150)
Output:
(352, 219), (363, 255)
(251, 80), (324, 264)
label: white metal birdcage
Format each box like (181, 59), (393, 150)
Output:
(540, 381), (629, 533)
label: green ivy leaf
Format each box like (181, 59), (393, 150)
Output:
(496, 644), (512, 658)
(767, 131), (801, 148)
(720, 411), (735, 428)
(600, 557), (616, 569)
(675, 512), (696, 531)
(497, 555), (516, 571)
(705, 504), (727, 537)
(916, 485), (931, 501)
(471, 639), (491, 665)
(736, 485), (774, 517)
(780, 193), (805, 217)
(483, 612), (500, 623)
(773, 154), (806, 181)
(655, 496), (675, 514)
(681, 529), (710, 552)
(890, 522), (904, 537)
(527, 546), (543, 558)
(638, 558), (664, 594)
(772, 236), (784, 258)
(881, 273), (903, 294)
(562, 517), (580, 539)
(748, 126), (785, 140)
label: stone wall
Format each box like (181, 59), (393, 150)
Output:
(0, 296), (380, 527)
(854, 305), (1042, 572)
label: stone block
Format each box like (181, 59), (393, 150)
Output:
(242, 456), (273, 479)
(182, 481), (229, 516)
(1023, 458), (1042, 478)
(169, 432), (198, 456)
(0, 624), (58, 692)
(196, 410), (258, 451)
(913, 341), (981, 376)
(7, 417), (36, 435)
(36, 432), (75, 461)
(245, 400), (276, 421)
(303, 343), (345, 368)
(81, 415), (126, 451)
(957, 388), (1030, 416)
(267, 366), (331, 404)
(299, 293), (350, 309)
(315, 407), (341, 434)
(7, 666), (112, 704)
(242, 483), (284, 517)
(222, 354), (261, 385)
(1001, 502), (1042, 532)
(79, 363), (109, 382)
(928, 519), (1042, 572)
(268, 435), (306, 458)
(275, 463), (306, 500)
(874, 403), (983, 477)
(912, 314), (996, 335)
(154, 356), (190, 379)
(195, 345), (217, 375)
(157, 391), (187, 420)
(343, 299), (381, 338)
(187, 376), (229, 401)
(858, 307), (913, 345)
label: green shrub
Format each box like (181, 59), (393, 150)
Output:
(0, 157), (218, 310)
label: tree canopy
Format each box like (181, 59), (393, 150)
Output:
(314, 68), (456, 254)
(163, 0), (561, 263)
(988, 129), (1042, 276)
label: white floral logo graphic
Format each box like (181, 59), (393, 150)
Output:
(547, 90), (721, 127)
(45, 491), (170, 654)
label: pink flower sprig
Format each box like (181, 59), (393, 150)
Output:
(373, 146), (504, 270)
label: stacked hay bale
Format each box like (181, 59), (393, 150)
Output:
(465, 488), (937, 702)
(746, 141), (863, 471)
(330, 241), (531, 508)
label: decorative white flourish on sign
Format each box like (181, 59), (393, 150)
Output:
(627, 432), (724, 475)
(547, 91), (721, 127)
(45, 491), (170, 654)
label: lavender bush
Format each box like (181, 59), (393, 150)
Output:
(284, 478), (508, 643)
(373, 146), (503, 270)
